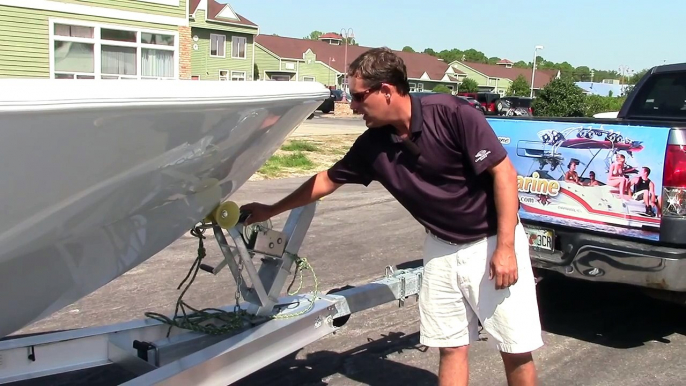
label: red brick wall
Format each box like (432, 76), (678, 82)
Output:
(179, 26), (192, 79)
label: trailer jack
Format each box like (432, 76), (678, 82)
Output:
(0, 201), (425, 385)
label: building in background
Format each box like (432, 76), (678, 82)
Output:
(451, 60), (559, 96)
(254, 33), (464, 92)
(0, 0), (188, 79)
(187, 0), (258, 81)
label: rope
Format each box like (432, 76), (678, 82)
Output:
(144, 227), (319, 335)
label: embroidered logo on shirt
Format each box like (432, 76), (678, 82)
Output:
(475, 150), (491, 163)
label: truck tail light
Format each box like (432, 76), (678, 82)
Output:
(662, 144), (686, 217)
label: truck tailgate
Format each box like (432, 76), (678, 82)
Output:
(487, 118), (670, 243)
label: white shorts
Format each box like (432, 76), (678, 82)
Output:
(419, 223), (544, 354)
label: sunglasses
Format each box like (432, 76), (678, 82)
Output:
(350, 83), (383, 103)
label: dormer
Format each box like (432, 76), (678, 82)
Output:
(496, 59), (513, 68)
(318, 32), (343, 45)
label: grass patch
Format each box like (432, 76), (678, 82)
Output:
(258, 152), (315, 178)
(281, 140), (319, 152)
(251, 135), (359, 180)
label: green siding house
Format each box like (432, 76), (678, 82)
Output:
(254, 33), (462, 93)
(188, 0), (258, 81)
(450, 60), (559, 96)
(0, 0), (189, 79)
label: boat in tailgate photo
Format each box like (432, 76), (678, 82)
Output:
(501, 121), (668, 234)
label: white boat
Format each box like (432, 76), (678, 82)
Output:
(0, 79), (329, 339)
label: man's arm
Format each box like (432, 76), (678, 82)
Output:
(241, 171), (342, 225)
(272, 171), (342, 214)
(488, 156), (519, 250)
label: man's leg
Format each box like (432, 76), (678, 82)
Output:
(419, 234), (480, 386)
(501, 351), (537, 386)
(454, 223), (544, 386)
(439, 346), (469, 386)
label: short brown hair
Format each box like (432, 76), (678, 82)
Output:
(347, 47), (410, 95)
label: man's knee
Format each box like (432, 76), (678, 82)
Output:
(500, 351), (534, 367)
(439, 345), (469, 358)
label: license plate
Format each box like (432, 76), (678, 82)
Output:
(525, 226), (555, 252)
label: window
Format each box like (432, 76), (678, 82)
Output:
(303, 76), (315, 82)
(51, 20), (176, 80)
(231, 36), (246, 59)
(210, 34), (226, 57)
(219, 70), (229, 81)
(271, 75), (290, 81)
(230, 71), (246, 81)
(417, 83), (424, 92)
(409, 82), (416, 92)
(628, 71), (686, 119)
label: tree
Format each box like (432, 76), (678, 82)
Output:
(584, 95), (626, 117)
(402, 46), (415, 53)
(531, 78), (586, 117)
(459, 78), (479, 93)
(304, 30), (322, 40)
(507, 75), (530, 96)
(432, 84), (453, 94)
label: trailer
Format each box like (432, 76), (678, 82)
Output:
(0, 201), (424, 385)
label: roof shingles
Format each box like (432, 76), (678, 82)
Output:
(255, 35), (462, 82)
(458, 61), (557, 89)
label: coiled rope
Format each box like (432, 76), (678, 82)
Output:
(144, 226), (318, 336)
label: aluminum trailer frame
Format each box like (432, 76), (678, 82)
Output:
(0, 202), (424, 385)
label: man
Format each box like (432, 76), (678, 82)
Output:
(629, 166), (658, 217)
(241, 47), (543, 386)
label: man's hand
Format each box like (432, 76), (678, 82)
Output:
(240, 202), (275, 225)
(489, 246), (518, 289)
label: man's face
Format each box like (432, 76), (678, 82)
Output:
(348, 76), (387, 127)
(641, 168), (648, 178)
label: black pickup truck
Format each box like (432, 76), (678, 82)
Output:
(486, 62), (686, 301)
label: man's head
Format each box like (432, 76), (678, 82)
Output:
(642, 166), (651, 178)
(589, 171), (596, 180)
(346, 47), (410, 127)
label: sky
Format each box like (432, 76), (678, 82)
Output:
(220, 0), (681, 73)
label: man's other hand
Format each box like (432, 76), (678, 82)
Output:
(489, 246), (518, 289)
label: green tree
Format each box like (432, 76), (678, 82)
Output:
(584, 95), (626, 117)
(402, 46), (415, 53)
(304, 30), (322, 40)
(531, 78), (586, 117)
(507, 75), (530, 96)
(432, 84), (453, 94)
(459, 78), (479, 93)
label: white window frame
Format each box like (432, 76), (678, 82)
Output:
(417, 83), (424, 92)
(303, 76), (316, 82)
(271, 75), (291, 81)
(137, 0), (180, 6)
(219, 70), (229, 81)
(230, 71), (246, 81)
(210, 33), (226, 58)
(231, 36), (247, 59)
(48, 18), (178, 80)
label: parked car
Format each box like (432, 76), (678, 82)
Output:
(457, 92), (502, 115)
(307, 89), (347, 119)
(456, 96), (486, 114)
(499, 96), (534, 115)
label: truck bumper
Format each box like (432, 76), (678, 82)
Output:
(524, 224), (686, 292)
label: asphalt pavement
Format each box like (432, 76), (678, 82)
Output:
(291, 113), (368, 137)
(15, 177), (686, 386)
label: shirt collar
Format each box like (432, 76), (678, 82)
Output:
(390, 93), (423, 143)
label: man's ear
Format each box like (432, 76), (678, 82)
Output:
(380, 83), (393, 103)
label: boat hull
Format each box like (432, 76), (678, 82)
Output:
(0, 79), (330, 338)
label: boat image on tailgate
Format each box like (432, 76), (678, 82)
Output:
(487, 62), (686, 300)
